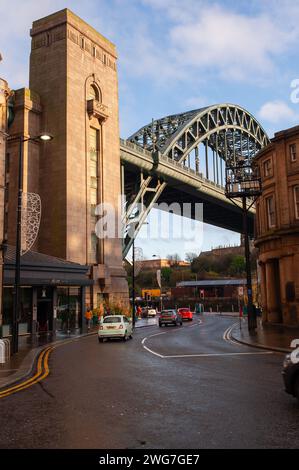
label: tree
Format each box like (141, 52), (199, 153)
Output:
(166, 253), (181, 266)
(191, 254), (212, 274)
(229, 255), (246, 276)
(185, 252), (198, 263)
(161, 267), (172, 284)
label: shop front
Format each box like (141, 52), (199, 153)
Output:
(1, 246), (93, 338)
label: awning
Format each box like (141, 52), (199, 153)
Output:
(3, 245), (93, 287)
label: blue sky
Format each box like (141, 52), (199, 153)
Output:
(1, 0), (299, 260)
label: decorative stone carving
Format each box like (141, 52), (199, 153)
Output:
(87, 99), (109, 122)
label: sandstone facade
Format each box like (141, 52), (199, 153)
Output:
(254, 126), (299, 326)
(0, 78), (11, 328)
(6, 9), (128, 310)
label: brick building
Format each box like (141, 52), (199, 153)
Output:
(254, 125), (299, 326)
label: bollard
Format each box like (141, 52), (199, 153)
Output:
(0, 339), (11, 362)
(0, 340), (5, 363)
(3, 339), (10, 360)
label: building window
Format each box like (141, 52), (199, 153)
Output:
(263, 158), (272, 177)
(290, 144), (297, 162)
(90, 232), (98, 264)
(80, 37), (85, 49)
(89, 127), (100, 264)
(294, 185), (299, 220)
(266, 195), (276, 228)
(88, 84), (100, 102)
(255, 202), (261, 236)
(92, 46), (96, 58)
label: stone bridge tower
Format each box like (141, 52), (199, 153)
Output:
(0, 76), (11, 328)
(29, 9), (128, 307)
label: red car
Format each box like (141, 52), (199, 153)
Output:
(178, 308), (193, 321)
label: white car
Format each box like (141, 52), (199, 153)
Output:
(98, 315), (133, 342)
(147, 308), (157, 317)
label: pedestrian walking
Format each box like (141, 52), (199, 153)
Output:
(85, 307), (92, 330)
(137, 305), (142, 319)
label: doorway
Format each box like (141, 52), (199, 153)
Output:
(37, 287), (53, 333)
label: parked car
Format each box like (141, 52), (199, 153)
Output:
(147, 308), (157, 317)
(98, 315), (133, 342)
(178, 307), (193, 321)
(282, 349), (299, 401)
(159, 309), (183, 327)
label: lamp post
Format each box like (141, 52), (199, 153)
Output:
(152, 254), (162, 312)
(131, 222), (148, 328)
(10, 133), (53, 354)
(132, 237), (136, 327)
(225, 162), (261, 332)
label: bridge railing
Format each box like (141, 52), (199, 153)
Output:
(120, 138), (225, 190)
(120, 138), (153, 158)
(159, 154), (224, 189)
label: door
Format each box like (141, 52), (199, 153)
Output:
(37, 287), (53, 332)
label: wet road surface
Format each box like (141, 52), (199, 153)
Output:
(0, 315), (298, 449)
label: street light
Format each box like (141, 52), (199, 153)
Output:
(131, 222), (148, 328)
(9, 132), (53, 354)
(225, 162), (261, 332)
(152, 254), (163, 312)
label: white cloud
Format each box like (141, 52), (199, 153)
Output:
(169, 5), (298, 81)
(258, 100), (299, 124)
(184, 95), (210, 109)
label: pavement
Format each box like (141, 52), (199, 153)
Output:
(231, 318), (299, 353)
(1, 315), (298, 449)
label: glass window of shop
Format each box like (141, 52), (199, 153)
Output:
(2, 287), (33, 337)
(57, 287), (82, 333)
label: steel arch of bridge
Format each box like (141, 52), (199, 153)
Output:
(123, 104), (270, 257)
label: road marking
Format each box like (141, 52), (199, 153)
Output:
(141, 333), (165, 358)
(0, 330), (108, 399)
(223, 323), (241, 346)
(141, 319), (273, 359)
(0, 346), (53, 399)
(163, 351), (273, 359)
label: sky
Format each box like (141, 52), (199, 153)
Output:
(1, 0), (299, 260)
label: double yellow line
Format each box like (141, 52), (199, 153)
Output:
(0, 346), (53, 399)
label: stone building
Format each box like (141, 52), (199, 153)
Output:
(5, 9), (128, 329)
(0, 76), (11, 332)
(254, 125), (299, 326)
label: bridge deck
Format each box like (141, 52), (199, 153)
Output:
(120, 139), (254, 236)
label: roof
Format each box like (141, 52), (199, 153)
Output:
(4, 245), (93, 286)
(176, 279), (246, 287)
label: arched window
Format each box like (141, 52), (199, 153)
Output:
(88, 84), (100, 102)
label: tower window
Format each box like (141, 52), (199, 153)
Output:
(88, 84), (100, 102)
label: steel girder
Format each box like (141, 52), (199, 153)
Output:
(129, 104), (269, 162)
(123, 104), (270, 257)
